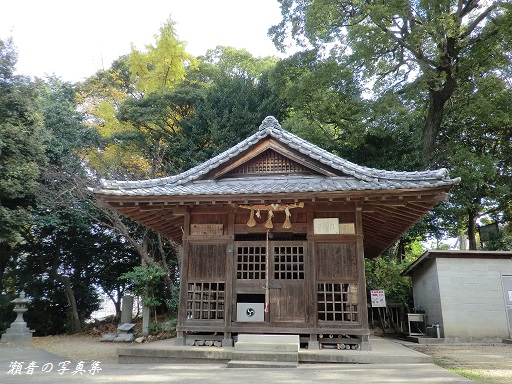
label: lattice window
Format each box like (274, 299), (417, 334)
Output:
(226, 150), (309, 175)
(236, 246), (266, 280)
(317, 283), (358, 322)
(274, 246), (305, 280)
(186, 282), (225, 320)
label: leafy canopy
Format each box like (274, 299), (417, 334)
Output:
(270, 0), (512, 154)
(128, 17), (198, 94)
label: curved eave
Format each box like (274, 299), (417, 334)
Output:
(96, 184), (453, 258)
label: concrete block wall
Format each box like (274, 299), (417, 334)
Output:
(435, 258), (512, 341)
(411, 259), (443, 336)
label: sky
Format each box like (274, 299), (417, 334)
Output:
(0, 0), (285, 83)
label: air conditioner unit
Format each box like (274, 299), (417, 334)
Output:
(237, 303), (265, 322)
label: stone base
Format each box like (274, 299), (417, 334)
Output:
(308, 341), (320, 350)
(1, 332), (33, 343)
(407, 336), (445, 344)
(360, 341), (372, 351)
(100, 333), (118, 342)
(100, 325), (135, 343)
(1, 322), (34, 343)
(114, 333), (135, 342)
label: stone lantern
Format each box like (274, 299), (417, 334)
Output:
(1, 291), (34, 343)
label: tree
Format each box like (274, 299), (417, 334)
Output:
(0, 38), (47, 291)
(270, 0), (512, 156)
(173, 46), (284, 166)
(75, 56), (148, 180)
(118, 46), (284, 170)
(433, 73), (512, 249)
(75, 18), (199, 306)
(269, 49), (369, 155)
(128, 17), (198, 94)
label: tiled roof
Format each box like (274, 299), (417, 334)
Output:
(94, 116), (460, 197)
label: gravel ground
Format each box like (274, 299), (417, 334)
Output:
(31, 335), (512, 383)
(407, 343), (512, 384)
(31, 335), (119, 364)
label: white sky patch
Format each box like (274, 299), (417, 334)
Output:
(0, 0), (284, 82)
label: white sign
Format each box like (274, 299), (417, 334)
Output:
(313, 218), (339, 234)
(370, 290), (386, 308)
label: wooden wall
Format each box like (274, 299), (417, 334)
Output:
(178, 203), (369, 339)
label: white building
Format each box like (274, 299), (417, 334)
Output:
(402, 250), (512, 342)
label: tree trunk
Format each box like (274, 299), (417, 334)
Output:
(395, 238), (406, 262)
(0, 243), (10, 292)
(51, 256), (81, 333)
(423, 74), (457, 157)
(467, 209), (478, 250)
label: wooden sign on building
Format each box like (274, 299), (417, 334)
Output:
(190, 224), (224, 236)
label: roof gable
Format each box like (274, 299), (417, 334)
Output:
(219, 148), (317, 177)
(203, 138), (348, 179)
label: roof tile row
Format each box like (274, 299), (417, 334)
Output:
(94, 117), (459, 197)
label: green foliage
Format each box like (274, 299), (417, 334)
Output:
(118, 46), (285, 172)
(148, 321), (163, 334)
(37, 76), (96, 167)
(271, 0), (512, 155)
(128, 17), (198, 94)
(0, 293), (15, 333)
(164, 283), (180, 315)
(365, 255), (414, 307)
(0, 38), (47, 246)
(481, 230), (512, 251)
(270, 49), (367, 154)
(432, 74), (512, 245)
(120, 265), (167, 308)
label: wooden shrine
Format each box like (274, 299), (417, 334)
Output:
(93, 116), (459, 350)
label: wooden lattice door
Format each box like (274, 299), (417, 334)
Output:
(234, 240), (307, 323)
(269, 241), (307, 323)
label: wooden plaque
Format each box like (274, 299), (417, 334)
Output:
(313, 218), (339, 234)
(190, 224), (223, 236)
(339, 223), (356, 234)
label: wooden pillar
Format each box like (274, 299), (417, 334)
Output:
(223, 210), (235, 347)
(176, 210), (190, 346)
(356, 204), (371, 351)
(306, 209), (319, 349)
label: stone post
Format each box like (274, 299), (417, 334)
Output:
(120, 295), (134, 324)
(142, 304), (150, 336)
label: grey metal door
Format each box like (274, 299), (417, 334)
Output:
(502, 275), (512, 338)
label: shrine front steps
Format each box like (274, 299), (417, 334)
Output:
(227, 334), (299, 368)
(116, 337), (433, 365)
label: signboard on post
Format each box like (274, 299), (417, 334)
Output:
(370, 290), (386, 308)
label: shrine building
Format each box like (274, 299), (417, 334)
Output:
(93, 116), (459, 350)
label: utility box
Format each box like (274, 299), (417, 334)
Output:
(407, 313), (426, 336)
(237, 303), (265, 322)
